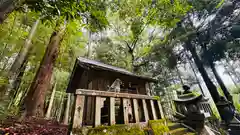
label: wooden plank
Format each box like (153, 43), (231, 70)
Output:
(123, 98), (129, 124)
(142, 99), (149, 122)
(73, 95), (85, 128)
(150, 100), (157, 120)
(157, 100), (165, 119)
(95, 96), (101, 127)
(109, 97), (115, 125)
(85, 96), (93, 124)
(133, 99), (140, 122)
(76, 89), (154, 99)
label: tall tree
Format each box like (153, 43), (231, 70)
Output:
(25, 20), (67, 116)
(185, 40), (221, 102)
(200, 42), (231, 100)
(6, 17), (40, 97)
(96, 0), (191, 73)
(63, 93), (71, 124)
(24, 0), (109, 117)
(186, 53), (205, 96)
(45, 81), (57, 119)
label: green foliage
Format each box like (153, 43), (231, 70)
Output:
(95, 0), (191, 74)
(216, 0), (225, 8)
(153, 96), (161, 101)
(86, 125), (144, 135)
(95, 37), (131, 70)
(200, 41), (227, 66)
(217, 87), (225, 96)
(232, 94), (240, 113)
(0, 0), (239, 128)
(148, 119), (169, 135)
(27, 0), (109, 28)
(73, 120), (169, 135)
(0, 76), (8, 85)
(211, 106), (221, 120)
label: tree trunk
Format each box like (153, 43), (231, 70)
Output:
(6, 19), (40, 96)
(87, 31), (92, 58)
(185, 42), (220, 102)
(186, 53), (205, 96)
(57, 93), (64, 122)
(45, 82), (57, 119)
(7, 58), (28, 109)
(9, 19), (40, 79)
(210, 62), (232, 102)
(24, 22), (66, 117)
(176, 66), (184, 85)
(0, 0), (21, 23)
(0, 13), (18, 78)
(63, 93), (71, 124)
(12, 59), (28, 92)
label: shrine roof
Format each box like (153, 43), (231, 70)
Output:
(77, 57), (156, 82)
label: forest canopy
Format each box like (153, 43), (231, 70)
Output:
(0, 0), (240, 134)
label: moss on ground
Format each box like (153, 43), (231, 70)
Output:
(73, 124), (144, 135)
(149, 119), (169, 135)
(73, 119), (170, 135)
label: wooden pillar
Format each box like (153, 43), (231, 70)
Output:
(109, 97), (115, 125)
(145, 82), (151, 96)
(122, 98), (129, 124)
(142, 99), (149, 122)
(157, 100), (165, 119)
(94, 96), (101, 127)
(133, 99), (140, 122)
(150, 100), (157, 120)
(73, 95), (85, 128)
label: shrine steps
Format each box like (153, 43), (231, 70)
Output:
(168, 123), (196, 135)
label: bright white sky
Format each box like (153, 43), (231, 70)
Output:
(178, 62), (237, 96)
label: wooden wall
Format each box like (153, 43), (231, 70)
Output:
(69, 67), (152, 126)
(75, 69), (148, 95)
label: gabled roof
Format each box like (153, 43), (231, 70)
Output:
(77, 57), (156, 82)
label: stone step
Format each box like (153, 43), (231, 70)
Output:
(169, 128), (188, 135)
(168, 123), (182, 130)
(183, 133), (196, 135)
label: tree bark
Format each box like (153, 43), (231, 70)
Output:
(87, 31), (92, 58)
(24, 22), (66, 117)
(6, 19), (40, 96)
(210, 62), (232, 102)
(176, 66), (184, 85)
(186, 53), (205, 96)
(45, 82), (57, 119)
(57, 92), (64, 122)
(12, 59), (28, 92)
(185, 42), (220, 102)
(63, 93), (71, 124)
(9, 19), (40, 79)
(7, 58), (28, 109)
(0, 0), (22, 23)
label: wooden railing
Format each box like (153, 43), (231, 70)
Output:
(72, 89), (165, 128)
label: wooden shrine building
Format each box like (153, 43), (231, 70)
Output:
(66, 57), (165, 128)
